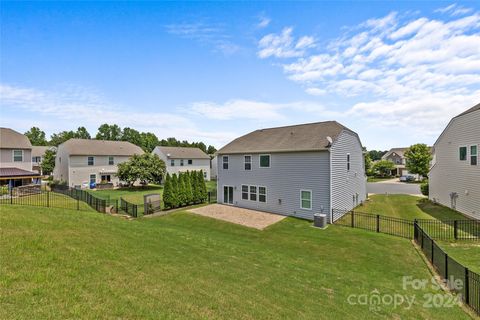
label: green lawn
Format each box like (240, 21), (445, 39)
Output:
(358, 195), (466, 220)
(88, 184), (163, 204)
(0, 205), (470, 319)
(437, 241), (480, 274)
(206, 180), (217, 193)
(0, 192), (93, 211)
(367, 176), (394, 183)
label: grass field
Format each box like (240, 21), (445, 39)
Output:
(437, 241), (480, 274)
(358, 195), (466, 220)
(0, 192), (93, 211)
(367, 176), (394, 183)
(0, 205), (470, 319)
(88, 185), (164, 204)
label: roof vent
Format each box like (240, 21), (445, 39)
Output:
(326, 136), (333, 147)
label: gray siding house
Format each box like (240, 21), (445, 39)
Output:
(216, 121), (366, 222)
(429, 103), (480, 219)
(152, 146), (211, 181)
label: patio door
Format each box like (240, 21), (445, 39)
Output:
(223, 186), (233, 204)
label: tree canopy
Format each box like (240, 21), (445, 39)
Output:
(40, 149), (56, 175)
(24, 127), (47, 146)
(372, 160), (396, 177)
(404, 144), (432, 177)
(116, 153), (166, 186)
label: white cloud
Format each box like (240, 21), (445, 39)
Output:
(0, 84), (236, 147)
(257, 15), (271, 28)
(435, 3), (473, 16)
(259, 10), (480, 139)
(257, 27), (315, 58)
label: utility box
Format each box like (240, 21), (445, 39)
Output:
(313, 213), (328, 229)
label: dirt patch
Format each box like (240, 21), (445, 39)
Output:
(188, 204), (286, 230)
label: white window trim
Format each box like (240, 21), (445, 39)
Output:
(244, 155), (252, 171)
(459, 145), (467, 161)
(258, 186), (267, 203)
(470, 144), (478, 165)
(241, 184), (249, 200)
(180, 159), (184, 166)
(108, 156), (114, 165)
(222, 155), (229, 170)
(87, 156), (95, 166)
(300, 189), (312, 210)
(249, 185), (257, 201)
(259, 154), (271, 168)
(12, 149), (24, 162)
(170, 159), (175, 166)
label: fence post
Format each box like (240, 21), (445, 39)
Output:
(10, 187), (13, 204)
(464, 267), (469, 305)
(454, 220), (458, 240)
(376, 214), (380, 233)
(351, 211), (355, 228)
(47, 191), (50, 208)
(414, 220), (418, 240)
(445, 253), (448, 281)
(431, 238), (434, 263)
(77, 197), (80, 210)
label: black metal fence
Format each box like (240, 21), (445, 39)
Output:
(51, 186), (107, 212)
(208, 191), (217, 203)
(334, 210), (479, 240)
(414, 223), (479, 315)
(334, 210), (414, 238)
(115, 197), (142, 218)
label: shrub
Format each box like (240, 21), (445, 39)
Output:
(420, 181), (429, 196)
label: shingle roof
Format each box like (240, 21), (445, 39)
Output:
(31, 146), (55, 158)
(59, 139), (144, 156)
(156, 146), (210, 159)
(454, 102), (480, 118)
(382, 148), (409, 159)
(217, 121), (354, 154)
(0, 128), (32, 149)
(0, 167), (41, 178)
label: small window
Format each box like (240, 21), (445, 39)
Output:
(222, 156), (229, 170)
(459, 146), (467, 161)
(170, 159), (175, 166)
(300, 190), (312, 210)
(203, 171), (207, 179)
(347, 154), (351, 171)
(244, 155), (252, 170)
(180, 159), (184, 166)
(249, 186), (257, 201)
(242, 185), (249, 200)
(87, 156), (94, 166)
(188, 159), (193, 165)
(259, 154), (270, 168)
(89, 174), (96, 184)
(108, 156), (114, 165)
(471, 145), (478, 166)
(13, 150), (23, 162)
(259, 186), (266, 203)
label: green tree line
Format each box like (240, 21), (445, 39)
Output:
(163, 171), (208, 209)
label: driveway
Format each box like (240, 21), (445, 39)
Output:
(367, 181), (422, 196)
(188, 204), (286, 230)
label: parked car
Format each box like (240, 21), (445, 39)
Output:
(400, 175), (416, 182)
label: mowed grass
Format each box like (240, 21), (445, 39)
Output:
(437, 241), (480, 274)
(88, 184), (163, 204)
(0, 205), (470, 319)
(367, 176), (395, 183)
(0, 192), (93, 211)
(358, 195), (466, 220)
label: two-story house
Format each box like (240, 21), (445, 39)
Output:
(381, 148), (408, 176)
(152, 146), (211, 181)
(429, 103), (480, 219)
(216, 121), (366, 222)
(0, 128), (41, 189)
(53, 139), (144, 188)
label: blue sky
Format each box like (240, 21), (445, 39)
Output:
(1, 1), (479, 150)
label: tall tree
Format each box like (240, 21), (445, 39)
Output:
(372, 160), (396, 177)
(140, 132), (159, 153)
(207, 145), (217, 155)
(25, 127), (47, 146)
(49, 131), (76, 146)
(96, 124), (122, 140)
(74, 126), (91, 139)
(122, 127), (142, 146)
(184, 171), (193, 204)
(163, 173), (174, 209)
(116, 153), (166, 186)
(171, 173), (179, 208)
(368, 150), (388, 161)
(364, 152), (373, 176)
(198, 171), (208, 202)
(40, 149), (56, 175)
(404, 144), (432, 178)
(178, 172), (186, 206)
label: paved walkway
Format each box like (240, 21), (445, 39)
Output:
(188, 204), (286, 230)
(367, 181), (423, 196)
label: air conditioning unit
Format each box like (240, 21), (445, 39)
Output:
(313, 213), (328, 229)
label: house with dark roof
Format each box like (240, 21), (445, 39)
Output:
(0, 128), (42, 189)
(152, 146), (211, 180)
(216, 121), (367, 222)
(53, 139), (144, 188)
(429, 103), (480, 219)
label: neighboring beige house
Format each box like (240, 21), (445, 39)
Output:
(210, 155), (218, 180)
(381, 148), (408, 176)
(0, 128), (41, 188)
(152, 146), (211, 181)
(429, 103), (480, 219)
(31, 146), (56, 174)
(53, 139), (144, 188)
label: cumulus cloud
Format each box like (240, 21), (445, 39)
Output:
(257, 15), (271, 28)
(258, 9), (480, 137)
(257, 27), (316, 58)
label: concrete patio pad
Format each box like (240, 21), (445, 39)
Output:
(188, 204), (286, 230)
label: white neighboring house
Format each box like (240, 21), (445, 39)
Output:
(152, 146), (211, 180)
(53, 139), (144, 188)
(216, 121), (367, 222)
(429, 103), (480, 219)
(210, 155), (218, 180)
